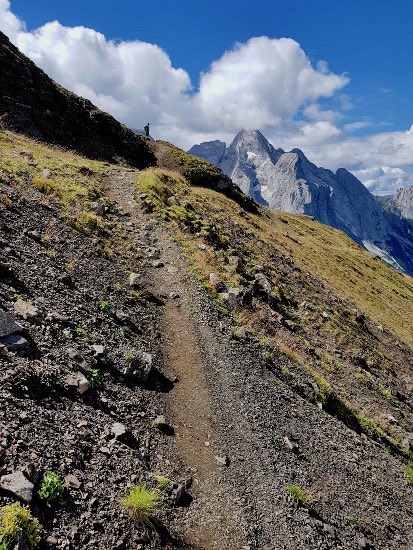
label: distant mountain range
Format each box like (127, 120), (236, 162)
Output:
(189, 130), (413, 275)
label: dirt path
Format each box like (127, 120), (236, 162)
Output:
(106, 170), (245, 549)
(105, 170), (413, 550)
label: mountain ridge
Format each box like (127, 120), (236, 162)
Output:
(189, 130), (413, 275)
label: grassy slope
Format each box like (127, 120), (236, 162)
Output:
(137, 167), (413, 454)
(0, 131), (112, 235)
(3, 129), (413, 454)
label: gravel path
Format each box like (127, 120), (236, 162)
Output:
(107, 171), (413, 550)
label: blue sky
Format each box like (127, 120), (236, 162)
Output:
(10, 0), (413, 134)
(3, 0), (413, 193)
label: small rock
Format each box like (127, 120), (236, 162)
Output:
(65, 372), (91, 395)
(14, 300), (43, 322)
(228, 255), (240, 268)
(46, 536), (58, 545)
(232, 326), (247, 339)
(214, 455), (229, 467)
(209, 273), (226, 292)
(91, 344), (105, 356)
(0, 308), (23, 337)
(1, 334), (29, 352)
(113, 541), (126, 550)
(283, 436), (300, 454)
(152, 415), (172, 432)
(99, 447), (111, 456)
(123, 351), (153, 383)
(0, 471), (34, 503)
(64, 474), (81, 490)
(198, 244), (207, 251)
(151, 260), (164, 268)
(385, 414), (398, 425)
(111, 422), (127, 439)
(42, 168), (52, 179)
(129, 272), (141, 287)
(172, 483), (186, 505)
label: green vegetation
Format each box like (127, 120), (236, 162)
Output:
(39, 471), (64, 502)
(285, 483), (308, 506)
(99, 300), (111, 313)
(0, 502), (42, 549)
(74, 326), (87, 336)
(87, 368), (101, 388)
(0, 130), (110, 235)
(120, 484), (160, 526)
(405, 462), (413, 485)
(154, 475), (171, 493)
(355, 413), (386, 439)
(348, 515), (362, 527)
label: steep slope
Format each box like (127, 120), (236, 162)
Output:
(0, 31), (155, 168)
(3, 130), (413, 549)
(189, 130), (413, 275)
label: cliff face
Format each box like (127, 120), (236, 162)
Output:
(386, 186), (413, 221)
(189, 130), (413, 275)
(0, 31), (155, 168)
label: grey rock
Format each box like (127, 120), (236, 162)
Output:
(42, 168), (52, 179)
(65, 372), (91, 394)
(91, 344), (105, 356)
(151, 260), (164, 268)
(0, 471), (34, 502)
(171, 483), (186, 505)
(14, 300), (43, 322)
(64, 474), (81, 489)
(128, 272), (141, 287)
(214, 455), (229, 466)
(123, 351), (153, 382)
(0, 308), (23, 338)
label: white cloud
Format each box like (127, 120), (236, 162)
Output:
(1, 1), (413, 195)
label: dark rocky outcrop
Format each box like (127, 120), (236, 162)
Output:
(0, 31), (155, 168)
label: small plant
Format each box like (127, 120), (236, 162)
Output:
(99, 300), (110, 313)
(39, 471), (64, 502)
(405, 461), (413, 485)
(348, 515), (362, 527)
(285, 483), (308, 506)
(154, 475), (171, 493)
(120, 484), (160, 526)
(0, 502), (42, 548)
(87, 368), (101, 388)
(74, 326), (87, 336)
(13, 294), (23, 302)
(125, 353), (135, 363)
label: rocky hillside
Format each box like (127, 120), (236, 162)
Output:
(3, 127), (413, 550)
(3, 35), (413, 550)
(0, 31), (155, 168)
(189, 130), (413, 275)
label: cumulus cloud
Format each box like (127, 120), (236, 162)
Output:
(1, 1), (413, 195)
(0, 1), (348, 147)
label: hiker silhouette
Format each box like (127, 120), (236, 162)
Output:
(144, 123), (150, 137)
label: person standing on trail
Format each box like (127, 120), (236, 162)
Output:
(144, 123), (150, 137)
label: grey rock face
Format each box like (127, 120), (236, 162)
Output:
(388, 186), (413, 220)
(189, 130), (413, 275)
(188, 140), (227, 165)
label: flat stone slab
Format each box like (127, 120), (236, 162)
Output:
(0, 308), (23, 338)
(0, 471), (34, 503)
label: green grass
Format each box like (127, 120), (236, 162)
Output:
(0, 502), (42, 549)
(285, 483), (308, 506)
(0, 130), (110, 235)
(405, 462), (413, 485)
(39, 471), (64, 502)
(120, 484), (160, 526)
(154, 475), (171, 492)
(87, 368), (101, 388)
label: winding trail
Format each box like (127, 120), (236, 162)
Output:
(105, 169), (413, 550)
(106, 170), (245, 549)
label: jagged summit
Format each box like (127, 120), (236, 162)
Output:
(189, 130), (413, 275)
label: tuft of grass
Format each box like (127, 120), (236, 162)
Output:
(285, 483), (308, 506)
(74, 326), (87, 336)
(355, 413), (386, 439)
(39, 471), (64, 502)
(0, 502), (42, 549)
(154, 475), (171, 493)
(99, 300), (111, 314)
(405, 462), (413, 485)
(120, 484), (160, 526)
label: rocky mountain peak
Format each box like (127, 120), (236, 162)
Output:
(189, 130), (413, 275)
